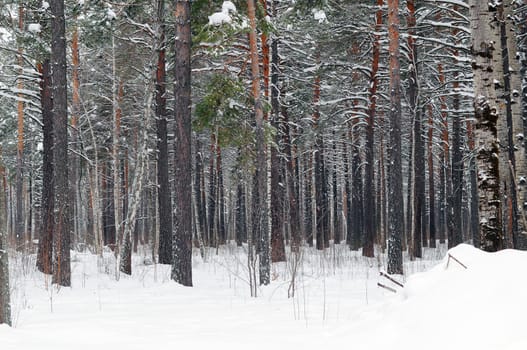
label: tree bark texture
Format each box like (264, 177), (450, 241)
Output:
(469, 0), (504, 252)
(172, 0), (193, 286)
(386, 0), (404, 274)
(37, 60), (53, 275)
(51, 0), (72, 286)
(156, 0), (173, 264)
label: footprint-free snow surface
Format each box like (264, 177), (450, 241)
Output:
(1, 244), (525, 349)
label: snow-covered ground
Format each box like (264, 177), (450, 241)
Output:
(1, 243), (525, 349)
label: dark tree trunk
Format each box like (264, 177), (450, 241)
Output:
(387, 0), (404, 275)
(407, 0), (424, 258)
(451, 101), (464, 247)
(156, 0), (173, 265)
(427, 105), (437, 248)
(195, 140), (206, 246)
(51, 0), (72, 286)
(235, 180), (246, 246)
(351, 128), (363, 251)
(363, 0), (382, 257)
(172, 0), (192, 286)
(217, 147), (226, 245)
(343, 141), (352, 247)
(208, 135), (217, 247)
(0, 152), (11, 326)
(270, 37), (286, 261)
(315, 137), (325, 251)
(332, 137), (341, 244)
(37, 60), (54, 274)
(304, 154), (313, 247)
(282, 106), (301, 251)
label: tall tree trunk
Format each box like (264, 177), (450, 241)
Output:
(71, 21), (82, 247)
(156, 0), (173, 264)
(270, 17), (286, 261)
(36, 60), (53, 274)
(248, 0), (270, 285)
(351, 121), (363, 251)
(451, 19), (464, 248)
(466, 118), (479, 247)
(427, 104), (437, 248)
(499, 1), (527, 249)
(282, 106), (301, 251)
(0, 150), (11, 326)
(438, 63), (451, 245)
(15, 4), (25, 250)
(386, 0), (404, 274)
(217, 146), (226, 245)
(469, 0), (503, 251)
(407, 0), (424, 258)
(51, 0), (72, 286)
(172, 0), (193, 286)
(208, 134), (217, 247)
(363, 0), (383, 257)
(343, 140), (352, 247)
(195, 139), (206, 247)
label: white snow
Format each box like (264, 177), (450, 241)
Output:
(208, 1), (238, 26)
(107, 8), (117, 20)
(42, 1), (49, 10)
(221, 1), (236, 13)
(208, 12), (232, 26)
(312, 9), (327, 23)
(1, 244), (526, 349)
(27, 23), (41, 34)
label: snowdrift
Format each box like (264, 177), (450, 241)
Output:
(0, 244), (525, 349)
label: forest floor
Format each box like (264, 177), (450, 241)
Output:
(0, 242), (525, 349)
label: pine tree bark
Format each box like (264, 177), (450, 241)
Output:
(36, 60), (53, 274)
(270, 19), (286, 261)
(172, 0), (193, 286)
(386, 0), (404, 274)
(248, 0), (270, 285)
(51, 0), (72, 286)
(427, 105), (437, 248)
(0, 150), (11, 326)
(363, 0), (383, 257)
(156, 0), (173, 264)
(15, 4), (25, 250)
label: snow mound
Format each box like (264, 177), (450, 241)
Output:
(355, 244), (527, 350)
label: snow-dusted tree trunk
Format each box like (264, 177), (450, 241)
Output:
(172, 0), (193, 287)
(0, 153), (10, 326)
(51, 0), (72, 286)
(386, 0), (404, 274)
(156, 0), (173, 264)
(499, 1), (527, 249)
(15, 4), (25, 251)
(247, 0), (270, 286)
(469, 0), (503, 251)
(364, 0), (383, 258)
(36, 60), (53, 274)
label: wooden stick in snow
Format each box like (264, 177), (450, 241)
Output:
(380, 271), (404, 288)
(377, 282), (397, 293)
(447, 253), (467, 269)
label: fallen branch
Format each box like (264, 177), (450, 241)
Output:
(380, 271), (404, 288)
(447, 253), (467, 269)
(377, 282), (397, 293)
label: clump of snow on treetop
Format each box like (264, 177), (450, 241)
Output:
(208, 1), (237, 26)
